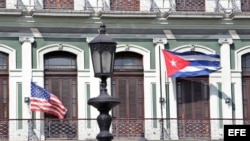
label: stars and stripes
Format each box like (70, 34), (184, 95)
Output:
(30, 82), (67, 119)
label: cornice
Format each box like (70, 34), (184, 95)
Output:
(31, 9), (93, 17)
(0, 9), (22, 16)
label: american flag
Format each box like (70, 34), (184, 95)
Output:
(30, 82), (67, 119)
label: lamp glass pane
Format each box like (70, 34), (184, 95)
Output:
(92, 50), (101, 74)
(102, 50), (111, 73)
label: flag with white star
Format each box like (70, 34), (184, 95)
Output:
(162, 50), (220, 78)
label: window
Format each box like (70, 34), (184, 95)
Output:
(0, 0), (5, 8)
(0, 52), (8, 70)
(242, 0), (250, 12)
(176, 0), (205, 12)
(242, 53), (250, 75)
(110, 0), (140, 11)
(44, 51), (77, 70)
(114, 52), (143, 70)
(0, 51), (8, 111)
(43, 0), (74, 10)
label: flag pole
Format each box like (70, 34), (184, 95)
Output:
(159, 46), (164, 140)
(28, 80), (33, 141)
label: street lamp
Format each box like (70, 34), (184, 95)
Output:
(88, 23), (120, 141)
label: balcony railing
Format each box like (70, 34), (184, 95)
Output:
(0, 118), (248, 140)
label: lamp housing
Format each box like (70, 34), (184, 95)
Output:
(89, 24), (117, 78)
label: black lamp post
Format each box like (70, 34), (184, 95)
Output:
(88, 23), (120, 141)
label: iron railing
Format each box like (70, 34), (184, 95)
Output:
(10, 0), (247, 13)
(0, 118), (249, 141)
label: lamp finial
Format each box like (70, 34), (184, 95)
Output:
(99, 23), (106, 34)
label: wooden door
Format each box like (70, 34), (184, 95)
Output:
(242, 78), (250, 124)
(0, 77), (8, 139)
(112, 76), (144, 137)
(44, 77), (77, 139)
(111, 51), (144, 137)
(177, 77), (210, 140)
(241, 53), (250, 124)
(43, 51), (77, 139)
(0, 52), (8, 139)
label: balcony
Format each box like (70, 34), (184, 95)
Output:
(0, 118), (247, 140)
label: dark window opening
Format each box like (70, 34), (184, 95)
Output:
(114, 52), (143, 70)
(44, 51), (77, 70)
(0, 52), (8, 70)
(242, 53), (250, 76)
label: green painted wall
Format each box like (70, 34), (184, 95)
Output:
(2, 36), (250, 71)
(0, 37), (22, 68)
(152, 83), (157, 128)
(230, 39), (250, 69)
(17, 82), (22, 129)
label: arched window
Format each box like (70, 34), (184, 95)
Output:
(242, 53), (250, 124)
(44, 51), (77, 70)
(114, 52), (143, 70)
(0, 51), (8, 139)
(44, 51), (78, 138)
(112, 51), (144, 137)
(242, 53), (250, 75)
(0, 52), (8, 70)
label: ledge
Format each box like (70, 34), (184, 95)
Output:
(31, 9), (93, 17)
(165, 12), (224, 19)
(229, 12), (250, 19)
(99, 11), (158, 18)
(0, 9), (22, 16)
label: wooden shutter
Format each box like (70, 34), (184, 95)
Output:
(0, 78), (8, 119)
(177, 78), (209, 119)
(45, 77), (77, 119)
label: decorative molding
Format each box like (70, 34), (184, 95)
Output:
(153, 38), (167, 44)
(19, 36), (35, 43)
(218, 38), (233, 45)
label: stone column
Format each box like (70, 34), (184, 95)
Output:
(19, 36), (34, 119)
(218, 38), (233, 119)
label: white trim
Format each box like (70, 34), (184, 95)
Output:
(172, 44), (216, 54)
(116, 44), (151, 70)
(37, 43), (84, 70)
(235, 45), (250, 71)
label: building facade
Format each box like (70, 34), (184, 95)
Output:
(0, 0), (250, 140)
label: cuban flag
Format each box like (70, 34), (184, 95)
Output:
(162, 49), (221, 78)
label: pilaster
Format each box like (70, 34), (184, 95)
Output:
(218, 38), (233, 119)
(19, 36), (34, 119)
